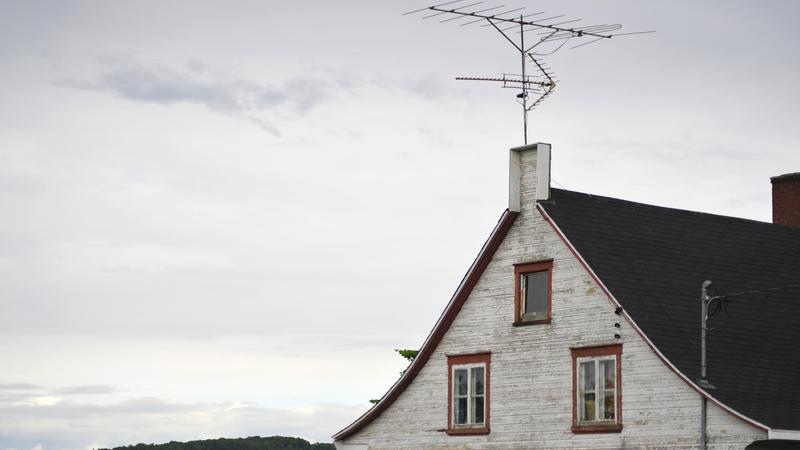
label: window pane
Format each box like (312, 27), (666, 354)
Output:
(523, 271), (549, 315)
(455, 369), (468, 396)
(456, 397), (468, 424)
(603, 391), (615, 420)
(580, 361), (595, 392)
(473, 396), (484, 424)
(471, 366), (485, 395)
(581, 393), (596, 421)
(601, 359), (615, 389)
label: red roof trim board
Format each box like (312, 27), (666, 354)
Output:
(332, 209), (519, 441)
(535, 203), (770, 432)
(333, 204), (769, 441)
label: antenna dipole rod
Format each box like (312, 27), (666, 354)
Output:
(427, 6), (614, 39)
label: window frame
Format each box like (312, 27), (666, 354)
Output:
(513, 260), (553, 325)
(447, 352), (491, 435)
(571, 344), (623, 433)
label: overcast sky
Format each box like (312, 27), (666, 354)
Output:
(1, 1), (799, 449)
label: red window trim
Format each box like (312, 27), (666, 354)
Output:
(571, 344), (623, 434)
(513, 260), (553, 325)
(447, 352), (491, 436)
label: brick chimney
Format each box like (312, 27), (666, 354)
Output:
(771, 172), (800, 226)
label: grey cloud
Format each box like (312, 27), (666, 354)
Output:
(0, 392), (39, 405)
(0, 383), (116, 406)
(54, 384), (115, 395)
(359, 72), (455, 100)
(399, 74), (452, 100)
(0, 396), (363, 450)
(0, 383), (45, 404)
(0, 383), (40, 391)
(60, 58), (458, 137)
(575, 138), (760, 166)
(60, 58), (331, 135)
(100, 397), (197, 415)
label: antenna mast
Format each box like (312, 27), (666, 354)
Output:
(405, 1), (653, 145)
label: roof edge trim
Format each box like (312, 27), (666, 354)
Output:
(768, 429), (800, 440)
(332, 209), (520, 441)
(536, 203), (770, 432)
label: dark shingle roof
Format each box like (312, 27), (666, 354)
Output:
(540, 188), (800, 430)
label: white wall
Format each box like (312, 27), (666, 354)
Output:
(338, 147), (766, 449)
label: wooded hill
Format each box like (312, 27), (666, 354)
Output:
(98, 436), (334, 450)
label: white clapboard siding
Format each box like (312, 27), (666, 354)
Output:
(338, 147), (766, 449)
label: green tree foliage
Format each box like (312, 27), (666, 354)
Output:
(395, 349), (419, 376)
(394, 349), (419, 362)
(97, 436), (334, 450)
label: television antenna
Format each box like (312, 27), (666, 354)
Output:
(404, 1), (654, 144)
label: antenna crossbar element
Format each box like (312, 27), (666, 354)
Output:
(426, 5), (614, 39)
(405, 1), (654, 145)
(455, 75), (553, 89)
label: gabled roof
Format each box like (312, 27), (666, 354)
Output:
(334, 187), (800, 441)
(539, 188), (800, 431)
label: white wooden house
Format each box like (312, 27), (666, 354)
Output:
(333, 143), (800, 449)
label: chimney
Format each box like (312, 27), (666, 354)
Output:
(509, 142), (551, 213)
(771, 172), (800, 226)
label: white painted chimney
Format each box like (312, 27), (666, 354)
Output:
(509, 142), (551, 213)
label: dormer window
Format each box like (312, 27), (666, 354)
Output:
(514, 261), (553, 325)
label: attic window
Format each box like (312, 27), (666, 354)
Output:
(447, 353), (490, 435)
(571, 344), (623, 433)
(514, 261), (553, 325)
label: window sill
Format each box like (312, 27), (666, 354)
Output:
(513, 318), (551, 327)
(446, 426), (490, 436)
(571, 423), (622, 434)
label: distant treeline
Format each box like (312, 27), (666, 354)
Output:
(98, 436), (335, 450)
